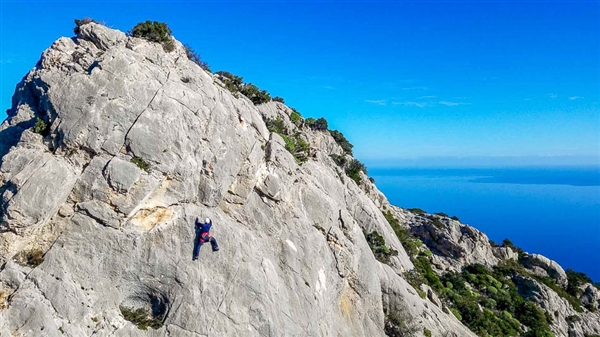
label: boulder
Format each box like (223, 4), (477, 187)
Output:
(521, 253), (568, 288)
(103, 157), (142, 193)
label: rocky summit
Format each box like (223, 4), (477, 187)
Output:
(0, 22), (598, 337)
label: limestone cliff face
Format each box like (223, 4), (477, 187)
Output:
(0, 22), (598, 337)
(0, 23), (475, 337)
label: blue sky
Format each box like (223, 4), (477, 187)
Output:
(1, 1), (599, 167)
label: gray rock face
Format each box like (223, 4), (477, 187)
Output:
(1, 21), (596, 337)
(514, 275), (600, 337)
(103, 157), (142, 193)
(521, 253), (569, 288)
(0, 22), (474, 337)
(0, 132), (79, 234)
(403, 212), (501, 272)
(494, 246), (519, 260)
(581, 283), (600, 311)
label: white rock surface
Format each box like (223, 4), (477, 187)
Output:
(0, 22), (474, 337)
(1, 21), (597, 337)
(521, 253), (569, 288)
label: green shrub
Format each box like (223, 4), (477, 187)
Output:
(74, 17), (102, 35)
(119, 306), (163, 330)
(450, 308), (462, 321)
(431, 216), (445, 229)
(434, 212), (448, 217)
(329, 130), (353, 155)
(566, 269), (592, 298)
(288, 137), (308, 163)
(486, 275), (503, 289)
(131, 20), (172, 43)
(364, 230), (398, 264)
(346, 159), (367, 185)
(383, 210), (401, 231)
(215, 71), (243, 94)
(500, 310), (513, 320)
(502, 238), (516, 249)
(486, 285), (498, 295)
(407, 208), (426, 215)
(130, 21), (174, 52)
(403, 270), (427, 298)
(413, 257), (443, 291)
(502, 238), (526, 259)
(494, 259), (527, 278)
(266, 117), (285, 134)
(523, 330), (555, 337)
(383, 210), (421, 257)
(184, 44), (210, 72)
(451, 215), (460, 221)
(265, 118), (308, 162)
(131, 157), (150, 173)
(516, 302), (552, 333)
(162, 39), (175, 52)
(314, 117), (328, 131)
(273, 96), (285, 103)
(240, 83), (271, 105)
(33, 117), (49, 136)
(306, 117), (328, 131)
(290, 110), (302, 126)
(481, 297), (497, 309)
(216, 71), (242, 83)
(424, 328), (432, 337)
(330, 154), (347, 167)
(464, 263), (492, 277)
(295, 137), (309, 156)
(281, 134), (295, 153)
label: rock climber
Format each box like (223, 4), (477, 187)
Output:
(193, 217), (219, 261)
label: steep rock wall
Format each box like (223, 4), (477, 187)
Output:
(0, 23), (474, 337)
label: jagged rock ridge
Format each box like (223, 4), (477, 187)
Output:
(0, 22), (474, 337)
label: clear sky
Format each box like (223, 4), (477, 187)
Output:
(1, 1), (599, 167)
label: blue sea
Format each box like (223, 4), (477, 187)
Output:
(370, 166), (600, 281)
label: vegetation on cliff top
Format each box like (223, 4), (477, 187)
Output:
(75, 19), (372, 183)
(215, 71), (271, 105)
(129, 20), (175, 52)
(184, 44), (211, 72)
